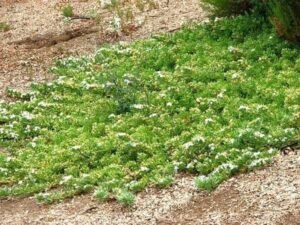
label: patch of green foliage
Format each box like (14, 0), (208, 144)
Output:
(62, 4), (74, 18)
(0, 22), (11, 32)
(266, 0), (300, 42)
(0, 15), (299, 203)
(201, 0), (300, 42)
(200, 0), (254, 16)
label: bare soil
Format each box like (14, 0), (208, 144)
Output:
(0, 1), (299, 225)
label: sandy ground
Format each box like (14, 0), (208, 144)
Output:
(0, 1), (300, 225)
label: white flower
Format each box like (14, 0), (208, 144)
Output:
(213, 163), (238, 174)
(156, 71), (165, 78)
(228, 138), (235, 144)
(238, 105), (250, 111)
(204, 118), (214, 125)
(197, 175), (208, 182)
(149, 113), (158, 118)
(183, 141), (194, 149)
(232, 72), (240, 79)
(59, 175), (73, 185)
(38, 101), (50, 107)
(196, 97), (202, 103)
(159, 92), (166, 98)
(0, 167), (8, 173)
(192, 135), (205, 143)
(105, 81), (115, 87)
(254, 131), (265, 138)
(284, 128), (295, 134)
(10, 132), (19, 139)
(116, 132), (126, 137)
(31, 142), (37, 148)
(248, 158), (268, 169)
(71, 145), (81, 150)
(166, 102), (173, 107)
(228, 46), (238, 52)
(108, 114), (116, 119)
(132, 104), (144, 109)
(208, 144), (216, 150)
(217, 92), (224, 98)
(268, 148), (276, 154)
(129, 142), (138, 147)
(186, 162), (195, 169)
(111, 15), (122, 31)
(124, 79), (131, 85)
(140, 166), (149, 172)
(21, 111), (34, 120)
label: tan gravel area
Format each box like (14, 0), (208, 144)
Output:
(1, 1), (300, 225)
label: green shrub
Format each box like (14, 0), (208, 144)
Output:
(94, 188), (109, 201)
(116, 190), (135, 206)
(0, 22), (10, 32)
(62, 4), (74, 18)
(266, 0), (300, 41)
(201, 0), (300, 42)
(200, 0), (254, 16)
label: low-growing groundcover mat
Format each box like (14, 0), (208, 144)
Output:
(0, 15), (299, 204)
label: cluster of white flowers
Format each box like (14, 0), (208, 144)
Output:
(254, 131), (265, 138)
(197, 175), (209, 182)
(183, 141), (194, 149)
(38, 101), (52, 108)
(21, 111), (34, 120)
(116, 132), (127, 137)
(192, 135), (205, 143)
(238, 105), (250, 111)
(110, 15), (122, 32)
(186, 160), (197, 169)
(149, 113), (158, 118)
(208, 143), (216, 151)
(59, 175), (73, 185)
(248, 158), (269, 169)
(156, 71), (165, 78)
(132, 104), (144, 110)
(129, 142), (138, 147)
(140, 166), (149, 172)
(217, 91), (225, 98)
(212, 163), (238, 175)
(284, 128), (295, 134)
(71, 145), (81, 150)
(231, 72), (241, 79)
(204, 118), (214, 125)
(108, 113), (116, 119)
(104, 81), (115, 88)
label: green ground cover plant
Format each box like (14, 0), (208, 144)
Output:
(0, 15), (299, 204)
(0, 22), (11, 32)
(62, 4), (74, 18)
